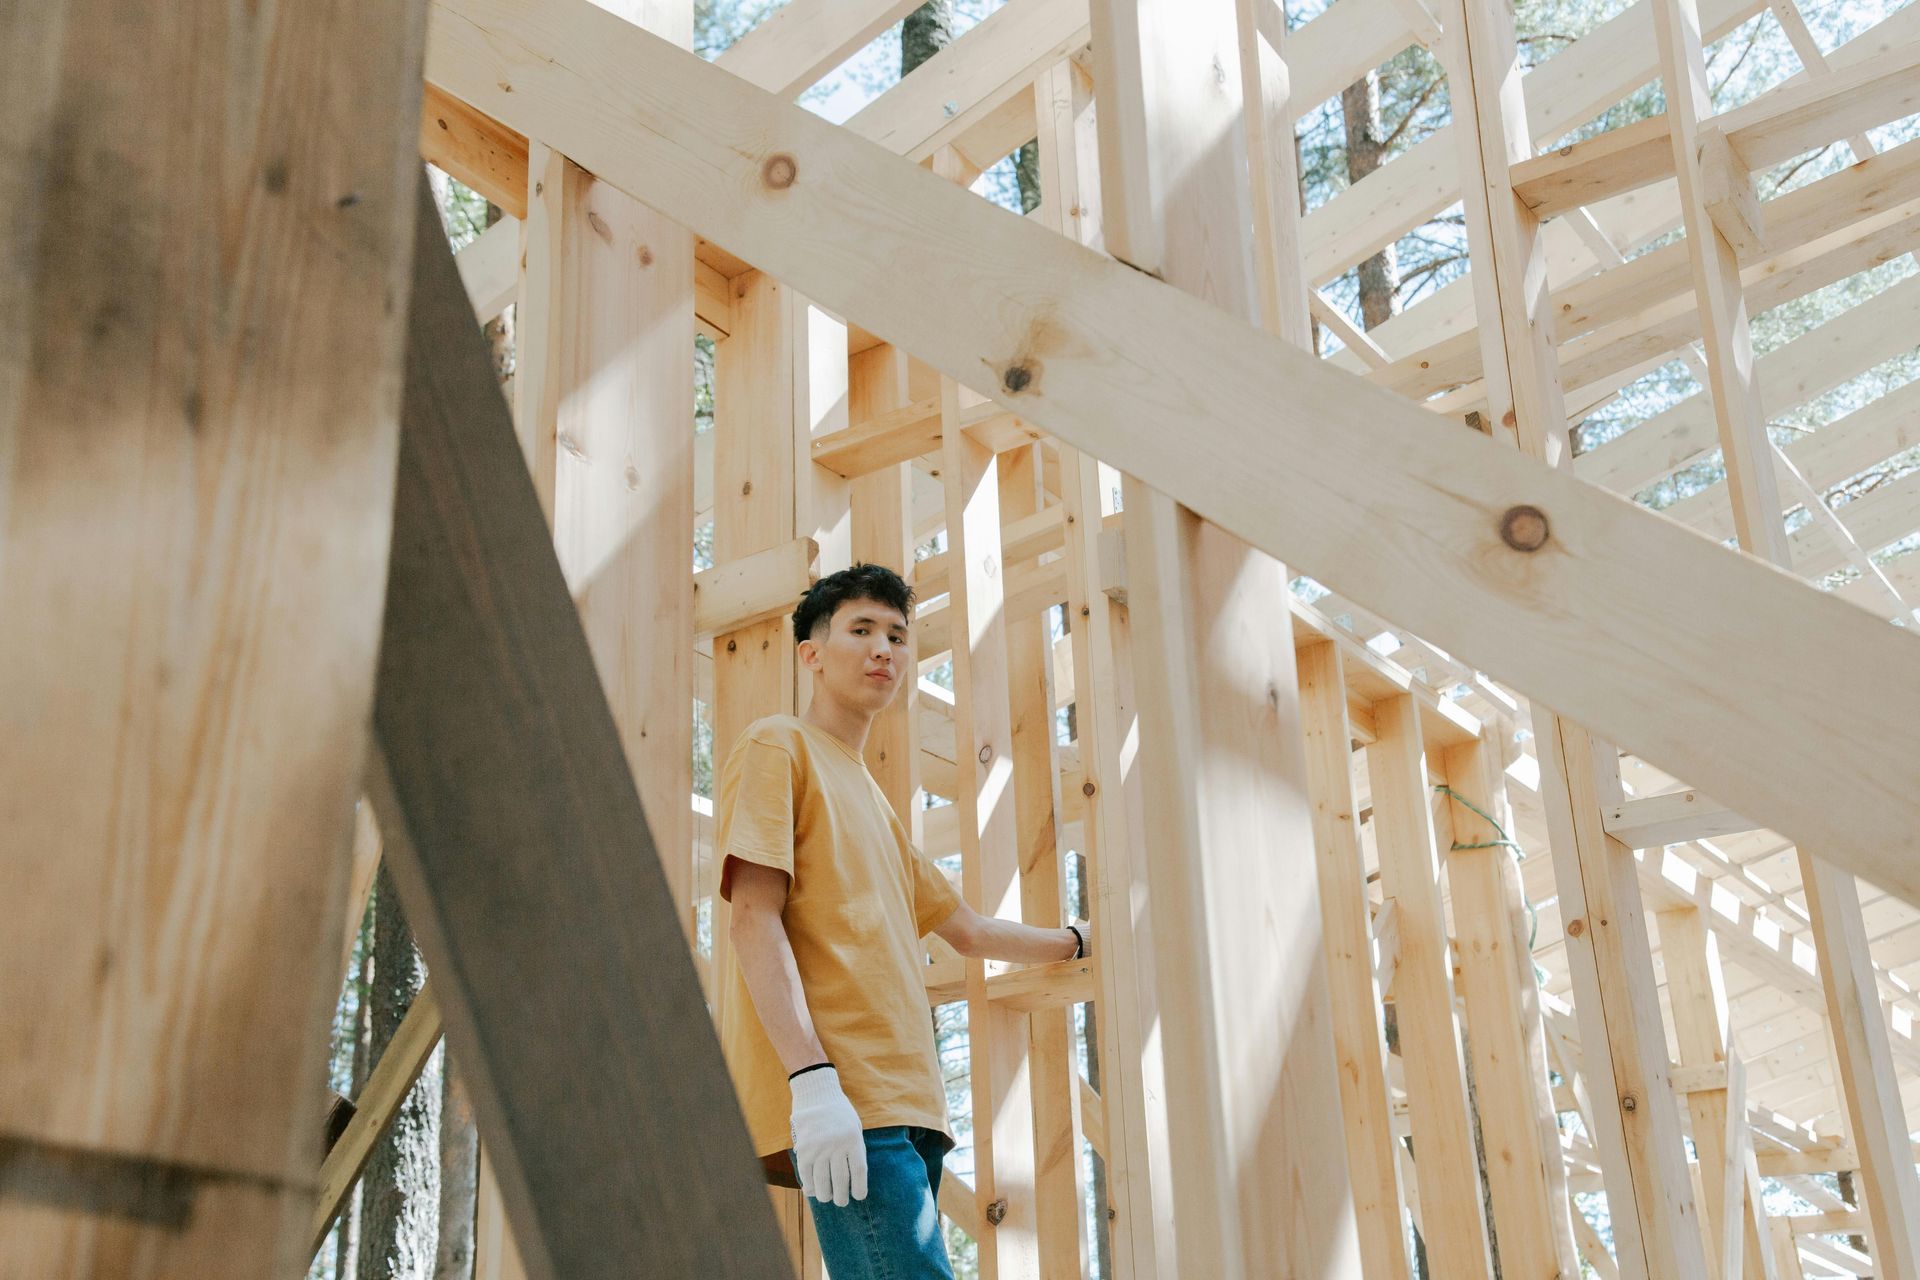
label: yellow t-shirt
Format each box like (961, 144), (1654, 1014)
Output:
(715, 714), (963, 1158)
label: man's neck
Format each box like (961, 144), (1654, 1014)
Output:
(802, 697), (874, 755)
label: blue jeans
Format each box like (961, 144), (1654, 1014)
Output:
(790, 1126), (956, 1279)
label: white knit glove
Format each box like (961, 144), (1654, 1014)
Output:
(789, 1066), (868, 1206)
(1070, 918), (1093, 958)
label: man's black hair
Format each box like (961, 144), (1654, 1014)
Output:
(792, 563), (915, 642)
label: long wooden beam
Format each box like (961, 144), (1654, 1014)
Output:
(0, 2), (426, 1271)
(371, 187), (790, 1280)
(425, 0), (1920, 905)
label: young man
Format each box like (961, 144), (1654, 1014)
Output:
(715, 563), (1090, 1279)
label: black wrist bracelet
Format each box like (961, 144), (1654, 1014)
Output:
(1067, 924), (1084, 960)
(788, 1061), (835, 1081)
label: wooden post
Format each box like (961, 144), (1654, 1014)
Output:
(1037, 52), (1165, 1280)
(849, 343), (926, 815)
(1648, 2), (1920, 1263)
(1297, 643), (1415, 1280)
(1649, 0), (1789, 562)
(1656, 906), (1771, 1280)
(1088, 0), (1362, 1271)
(1438, 734), (1582, 1277)
(711, 267), (812, 1276)
(539, 145), (696, 945)
(1437, 0), (1709, 1268)
(940, 375), (1040, 1280)
(1798, 856), (1920, 1275)
(1000, 437), (1086, 1278)
(0, 2), (424, 1270)
(1366, 697), (1495, 1276)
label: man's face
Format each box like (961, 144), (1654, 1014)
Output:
(801, 597), (911, 714)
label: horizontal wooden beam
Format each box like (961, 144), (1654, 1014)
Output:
(425, 0), (1920, 906)
(1601, 789), (1756, 848)
(925, 956), (1095, 1008)
(1722, 42), (1920, 171)
(422, 83), (530, 218)
(843, 0), (1089, 163)
(715, 0), (923, 100)
(1512, 115), (1674, 219)
(692, 538), (817, 636)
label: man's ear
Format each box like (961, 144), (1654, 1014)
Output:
(795, 635), (821, 672)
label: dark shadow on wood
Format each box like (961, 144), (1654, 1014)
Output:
(372, 175), (790, 1280)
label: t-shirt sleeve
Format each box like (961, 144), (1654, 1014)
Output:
(716, 733), (798, 902)
(909, 848), (964, 937)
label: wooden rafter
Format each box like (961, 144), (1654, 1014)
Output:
(425, 0), (1920, 908)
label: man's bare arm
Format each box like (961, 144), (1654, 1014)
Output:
(728, 858), (829, 1074)
(930, 900), (1086, 964)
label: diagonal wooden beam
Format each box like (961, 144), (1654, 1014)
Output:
(423, 0), (1920, 907)
(369, 184), (790, 1280)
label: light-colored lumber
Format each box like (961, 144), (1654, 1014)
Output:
(1378, 141), (1920, 402)
(1657, 907), (1770, 1280)
(1512, 114), (1677, 219)
(1798, 856), (1920, 1275)
(1723, 42), (1920, 172)
(1298, 0), (1767, 282)
(1651, 0), (1789, 561)
(1437, 736), (1582, 1277)
(844, 0), (1091, 164)
(310, 984), (446, 1254)
(941, 375), (1041, 1280)
(1538, 723), (1709, 1278)
(1297, 642), (1414, 1280)
(1577, 264), (1920, 498)
(512, 140), (568, 520)
(422, 82), (531, 218)
(543, 127), (696, 946)
(475, 1146), (531, 1280)
(1059, 444), (1162, 1280)
(716, 0), (923, 99)
(998, 321), (1082, 1280)
(425, 0), (1920, 908)
(1366, 697), (1495, 1276)
(0, 0), (425, 1267)
(846, 344), (923, 818)
(341, 801), (387, 986)
(1441, 0), (1710, 1265)
(457, 215), (522, 324)
(692, 538), (819, 637)
(1089, 0), (1363, 1274)
(1605, 790), (1757, 849)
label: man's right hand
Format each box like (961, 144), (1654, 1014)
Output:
(789, 1065), (868, 1206)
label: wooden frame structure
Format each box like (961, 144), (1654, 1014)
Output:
(8, 0), (1920, 1276)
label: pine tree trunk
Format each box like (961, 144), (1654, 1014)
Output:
(435, 1070), (478, 1280)
(357, 867), (439, 1280)
(1013, 140), (1041, 215)
(1340, 71), (1398, 329)
(901, 0), (952, 77)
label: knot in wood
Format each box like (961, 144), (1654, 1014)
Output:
(1002, 364), (1033, 394)
(978, 744), (994, 765)
(1566, 917), (1585, 938)
(762, 153), (798, 190)
(1499, 504), (1550, 553)
(986, 1198), (1009, 1226)
(1620, 1093), (1638, 1113)
(1082, 781), (1096, 797)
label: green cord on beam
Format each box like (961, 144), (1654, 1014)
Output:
(1431, 782), (1540, 954)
